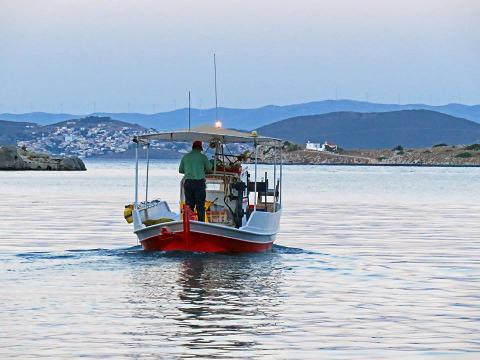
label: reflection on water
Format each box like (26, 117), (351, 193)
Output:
(127, 253), (285, 358)
(1, 162), (480, 359)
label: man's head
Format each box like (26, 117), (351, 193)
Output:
(192, 140), (203, 151)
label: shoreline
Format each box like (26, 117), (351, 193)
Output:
(84, 158), (480, 168)
(257, 161), (480, 168)
(257, 145), (480, 168)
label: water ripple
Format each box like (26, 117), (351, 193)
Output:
(1, 163), (480, 358)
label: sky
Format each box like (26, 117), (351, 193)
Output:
(0, 0), (479, 114)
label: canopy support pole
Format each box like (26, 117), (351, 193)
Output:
(145, 143), (150, 203)
(213, 142), (218, 174)
(134, 140), (139, 208)
(279, 146), (283, 208)
(254, 143), (258, 211)
(222, 142), (227, 192)
(273, 145), (277, 211)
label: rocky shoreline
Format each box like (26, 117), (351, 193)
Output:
(0, 146), (86, 171)
(258, 144), (480, 167)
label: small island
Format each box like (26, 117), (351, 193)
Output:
(0, 145), (86, 171)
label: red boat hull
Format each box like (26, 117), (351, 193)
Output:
(140, 231), (273, 253)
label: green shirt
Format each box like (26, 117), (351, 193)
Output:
(179, 149), (213, 180)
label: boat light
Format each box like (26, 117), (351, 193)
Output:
(215, 120), (222, 128)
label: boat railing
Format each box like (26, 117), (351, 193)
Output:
(135, 199), (164, 211)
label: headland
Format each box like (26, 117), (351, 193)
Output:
(0, 146), (86, 171)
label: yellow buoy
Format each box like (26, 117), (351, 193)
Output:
(124, 204), (134, 223)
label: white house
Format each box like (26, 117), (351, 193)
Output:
(306, 141), (323, 151)
(306, 141), (338, 152)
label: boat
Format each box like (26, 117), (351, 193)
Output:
(124, 124), (284, 253)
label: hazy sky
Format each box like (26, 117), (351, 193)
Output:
(1, 0), (479, 114)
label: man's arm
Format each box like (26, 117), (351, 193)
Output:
(179, 157), (185, 174)
(204, 155), (213, 173)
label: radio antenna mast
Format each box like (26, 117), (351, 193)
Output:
(188, 91), (191, 131)
(214, 53), (218, 121)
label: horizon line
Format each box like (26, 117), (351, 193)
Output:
(1, 98), (479, 116)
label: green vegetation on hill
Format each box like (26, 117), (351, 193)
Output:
(456, 152), (473, 158)
(465, 144), (480, 151)
(283, 141), (302, 152)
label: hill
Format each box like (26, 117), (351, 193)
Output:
(39, 116), (145, 132)
(0, 120), (39, 145)
(2, 100), (480, 129)
(256, 110), (480, 149)
(0, 116), (246, 158)
(0, 116), (148, 157)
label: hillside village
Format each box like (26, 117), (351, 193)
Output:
(19, 123), (134, 158)
(3, 116), (248, 159)
(11, 117), (148, 157)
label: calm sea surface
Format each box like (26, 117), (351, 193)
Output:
(1, 161), (479, 359)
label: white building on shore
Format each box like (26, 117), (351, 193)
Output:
(306, 141), (338, 152)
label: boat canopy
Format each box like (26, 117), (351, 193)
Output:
(135, 125), (282, 144)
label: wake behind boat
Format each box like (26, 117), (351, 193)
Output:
(124, 124), (284, 253)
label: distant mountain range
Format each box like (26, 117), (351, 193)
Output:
(1, 100), (480, 130)
(257, 110), (480, 149)
(3, 109), (480, 153)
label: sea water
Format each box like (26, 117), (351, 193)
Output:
(1, 161), (479, 359)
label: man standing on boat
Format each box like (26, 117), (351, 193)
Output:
(179, 140), (213, 222)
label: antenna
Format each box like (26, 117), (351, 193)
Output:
(214, 53), (218, 121)
(188, 91), (191, 131)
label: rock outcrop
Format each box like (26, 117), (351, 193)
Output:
(0, 146), (86, 171)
